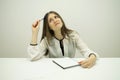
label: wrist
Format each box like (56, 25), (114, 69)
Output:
(89, 53), (96, 57)
(89, 53), (96, 60)
(30, 43), (38, 46)
(88, 55), (96, 64)
(31, 34), (38, 44)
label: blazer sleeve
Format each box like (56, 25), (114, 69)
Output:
(27, 38), (48, 61)
(73, 31), (99, 58)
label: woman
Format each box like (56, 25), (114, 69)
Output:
(27, 11), (99, 68)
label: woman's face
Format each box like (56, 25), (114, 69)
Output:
(48, 13), (63, 31)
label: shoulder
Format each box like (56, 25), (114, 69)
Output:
(40, 37), (48, 44)
(68, 30), (80, 38)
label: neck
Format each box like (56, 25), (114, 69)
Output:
(54, 30), (63, 40)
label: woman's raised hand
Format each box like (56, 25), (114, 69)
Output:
(31, 20), (41, 44)
(32, 20), (40, 34)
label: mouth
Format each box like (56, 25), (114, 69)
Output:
(55, 23), (60, 26)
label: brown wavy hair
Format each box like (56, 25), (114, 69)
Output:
(41, 11), (72, 44)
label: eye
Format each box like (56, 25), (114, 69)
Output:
(49, 18), (53, 23)
(54, 16), (59, 19)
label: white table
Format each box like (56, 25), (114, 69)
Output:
(0, 58), (120, 80)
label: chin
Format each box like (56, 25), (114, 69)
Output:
(57, 24), (63, 28)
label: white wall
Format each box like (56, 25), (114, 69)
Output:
(0, 0), (120, 57)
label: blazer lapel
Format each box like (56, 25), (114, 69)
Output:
(63, 38), (69, 57)
(54, 38), (63, 57)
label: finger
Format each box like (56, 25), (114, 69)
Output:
(81, 62), (90, 68)
(79, 60), (87, 65)
(32, 22), (35, 27)
(35, 21), (39, 27)
(78, 61), (83, 64)
(88, 63), (95, 68)
(32, 20), (40, 28)
(89, 62), (96, 68)
(87, 65), (93, 69)
(32, 21), (37, 28)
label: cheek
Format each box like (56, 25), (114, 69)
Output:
(48, 22), (52, 28)
(49, 24), (54, 30)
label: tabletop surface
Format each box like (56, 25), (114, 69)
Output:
(0, 58), (120, 80)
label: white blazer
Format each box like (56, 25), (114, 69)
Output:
(27, 31), (99, 61)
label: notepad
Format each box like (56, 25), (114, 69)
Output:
(52, 57), (80, 69)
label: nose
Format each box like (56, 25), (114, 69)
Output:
(53, 18), (58, 23)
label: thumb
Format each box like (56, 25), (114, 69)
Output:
(78, 61), (83, 64)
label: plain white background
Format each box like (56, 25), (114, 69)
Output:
(0, 0), (120, 57)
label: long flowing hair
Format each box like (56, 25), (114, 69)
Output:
(41, 11), (72, 44)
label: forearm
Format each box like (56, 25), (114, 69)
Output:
(31, 33), (38, 44)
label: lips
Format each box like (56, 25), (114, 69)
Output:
(55, 23), (60, 26)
